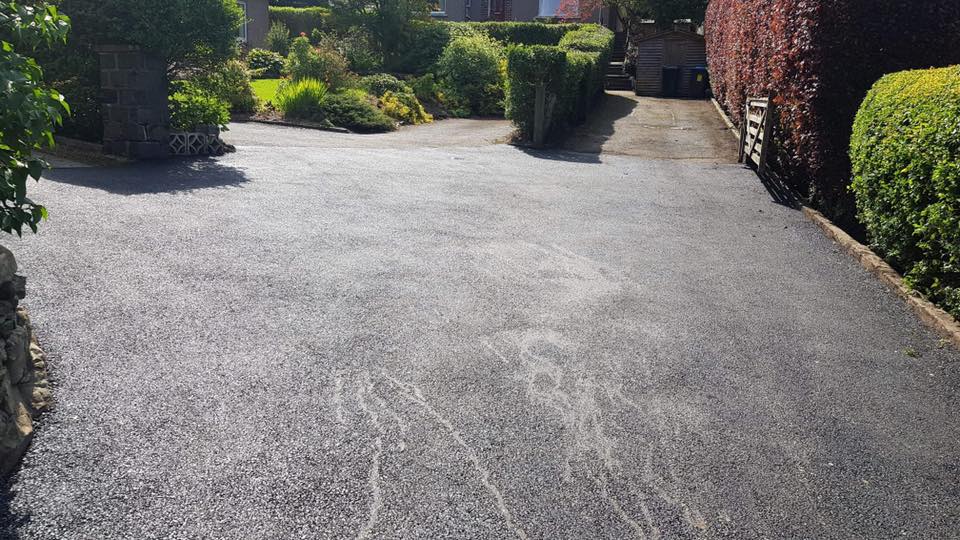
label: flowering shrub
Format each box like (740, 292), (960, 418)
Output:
(379, 91), (432, 125)
(705, 0), (960, 225)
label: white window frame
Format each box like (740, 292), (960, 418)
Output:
(237, 1), (249, 42)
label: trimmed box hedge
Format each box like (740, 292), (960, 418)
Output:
(850, 66), (960, 318)
(390, 20), (586, 74)
(269, 6), (330, 36)
(706, 0), (960, 226)
(505, 25), (612, 141)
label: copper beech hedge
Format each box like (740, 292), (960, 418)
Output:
(705, 0), (960, 226)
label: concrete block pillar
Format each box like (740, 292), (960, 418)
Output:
(95, 45), (169, 159)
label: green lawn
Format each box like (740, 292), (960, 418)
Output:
(251, 78), (283, 104)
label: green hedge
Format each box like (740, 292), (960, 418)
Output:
(269, 6), (330, 36)
(850, 66), (960, 318)
(389, 20), (585, 74)
(505, 25), (612, 140)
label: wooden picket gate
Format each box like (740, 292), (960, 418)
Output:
(738, 97), (774, 175)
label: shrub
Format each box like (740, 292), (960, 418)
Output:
(274, 78), (329, 121)
(409, 72), (441, 103)
(389, 20), (451, 74)
(286, 36), (356, 89)
(312, 28), (383, 74)
(850, 66), (960, 318)
(705, 0), (960, 226)
(169, 81), (231, 131)
(0, 2), (70, 235)
(379, 91), (432, 125)
(247, 49), (286, 78)
(320, 90), (396, 132)
(459, 22), (581, 46)
(59, 0), (244, 73)
(505, 26), (611, 140)
(360, 73), (411, 97)
(266, 21), (292, 56)
(192, 59), (259, 114)
(435, 34), (505, 117)
(269, 6), (331, 36)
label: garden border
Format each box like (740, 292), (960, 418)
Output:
(711, 98), (960, 350)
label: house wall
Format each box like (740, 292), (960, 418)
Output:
(635, 32), (706, 97)
(242, 0), (270, 48)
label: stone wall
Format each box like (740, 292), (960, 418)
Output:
(96, 45), (169, 159)
(0, 246), (51, 475)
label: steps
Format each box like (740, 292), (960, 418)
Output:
(605, 32), (632, 91)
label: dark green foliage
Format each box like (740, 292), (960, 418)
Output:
(320, 89), (396, 132)
(0, 2), (70, 235)
(266, 21), (292, 56)
(330, 0), (428, 69)
(505, 25), (612, 139)
(360, 73), (411, 96)
(409, 72), (440, 103)
(389, 20), (584, 74)
(850, 66), (960, 318)
(435, 33), (505, 117)
(285, 36), (356, 89)
(312, 28), (382, 74)
(269, 6), (331, 36)
(191, 59), (259, 114)
(168, 81), (231, 131)
(388, 19), (450, 74)
(57, 0), (244, 74)
(274, 78), (329, 120)
(247, 48), (285, 78)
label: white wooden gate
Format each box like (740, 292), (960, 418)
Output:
(738, 97), (774, 175)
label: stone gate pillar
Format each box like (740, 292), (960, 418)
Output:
(95, 45), (169, 159)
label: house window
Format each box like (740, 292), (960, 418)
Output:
(237, 1), (248, 42)
(539, 0), (575, 17)
(429, 0), (446, 16)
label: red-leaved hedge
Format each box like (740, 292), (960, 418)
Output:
(705, 1), (960, 226)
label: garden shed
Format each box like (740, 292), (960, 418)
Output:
(633, 29), (707, 98)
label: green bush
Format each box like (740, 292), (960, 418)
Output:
(850, 66), (960, 318)
(409, 72), (441, 103)
(169, 81), (231, 131)
(435, 34), (505, 117)
(0, 2), (70, 235)
(248, 48), (285, 78)
(360, 73), (411, 96)
(389, 20), (452, 74)
(192, 59), (259, 114)
(274, 78), (329, 121)
(286, 36), (356, 89)
(379, 91), (432, 125)
(266, 21), (292, 56)
(458, 21), (582, 46)
(505, 25), (612, 140)
(312, 28), (383, 74)
(269, 6), (331, 36)
(321, 89), (396, 132)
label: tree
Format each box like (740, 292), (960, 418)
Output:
(0, 2), (70, 235)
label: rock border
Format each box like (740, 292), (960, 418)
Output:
(710, 97), (960, 350)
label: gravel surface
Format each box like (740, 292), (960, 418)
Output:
(1, 109), (958, 539)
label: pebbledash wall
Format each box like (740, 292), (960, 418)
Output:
(0, 246), (51, 474)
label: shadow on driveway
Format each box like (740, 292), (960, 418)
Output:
(42, 158), (249, 196)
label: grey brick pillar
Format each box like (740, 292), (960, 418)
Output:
(95, 45), (169, 159)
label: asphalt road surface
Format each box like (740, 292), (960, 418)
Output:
(1, 101), (958, 539)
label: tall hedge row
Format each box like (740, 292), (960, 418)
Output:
(268, 6), (331, 36)
(705, 0), (960, 226)
(505, 25), (612, 141)
(850, 67), (960, 318)
(390, 20), (585, 74)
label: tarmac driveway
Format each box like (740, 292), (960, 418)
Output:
(1, 102), (959, 539)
